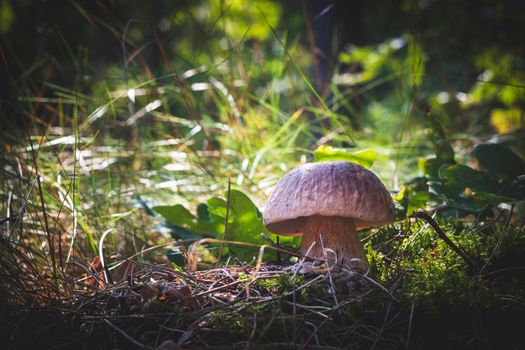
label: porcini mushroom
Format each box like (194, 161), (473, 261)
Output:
(263, 161), (395, 271)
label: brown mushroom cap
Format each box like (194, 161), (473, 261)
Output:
(263, 161), (395, 235)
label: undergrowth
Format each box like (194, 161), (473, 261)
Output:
(1, 207), (524, 349)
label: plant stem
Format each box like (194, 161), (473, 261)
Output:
(414, 209), (480, 272)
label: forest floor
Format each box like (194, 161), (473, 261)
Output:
(2, 217), (524, 350)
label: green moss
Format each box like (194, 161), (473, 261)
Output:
(368, 220), (525, 317)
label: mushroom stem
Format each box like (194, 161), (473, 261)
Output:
(299, 215), (369, 271)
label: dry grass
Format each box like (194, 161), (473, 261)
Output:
(0, 255), (403, 349)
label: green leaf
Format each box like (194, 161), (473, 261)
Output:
(407, 191), (430, 215)
(473, 143), (525, 179)
(443, 196), (483, 213)
(206, 197), (229, 222)
(152, 189), (301, 264)
(393, 184), (429, 217)
(418, 156), (453, 178)
(434, 163), (525, 210)
(226, 190), (283, 244)
(197, 203), (210, 221)
(472, 191), (516, 206)
(153, 204), (221, 234)
(223, 190), (298, 260)
(153, 190), (296, 251)
(429, 181), (482, 213)
(438, 164), (495, 194)
(313, 146), (377, 168)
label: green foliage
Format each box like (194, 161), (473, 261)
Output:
(153, 189), (297, 260)
(313, 146), (377, 168)
(490, 108), (525, 134)
(338, 37), (404, 85)
(473, 143), (525, 179)
(209, 0), (281, 40)
(431, 149), (525, 212)
(398, 115), (525, 217)
(153, 203), (222, 235)
(393, 180), (429, 217)
(470, 49), (525, 107)
(438, 164), (496, 194)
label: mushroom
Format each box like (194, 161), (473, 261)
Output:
(263, 161), (395, 271)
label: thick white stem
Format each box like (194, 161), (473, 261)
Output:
(299, 215), (369, 271)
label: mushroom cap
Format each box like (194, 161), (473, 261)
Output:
(263, 161), (395, 235)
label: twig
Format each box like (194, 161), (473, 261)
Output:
(413, 209), (480, 272)
(485, 266), (525, 277)
(355, 272), (399, 303)
(302, 300), (353, 347)
(285, 301), (331, 319)
(69, 261), (105, 288)
(193, 280), (243, 298)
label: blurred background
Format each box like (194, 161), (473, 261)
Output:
(1, 0), (525, 259)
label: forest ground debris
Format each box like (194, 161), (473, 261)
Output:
(0, 254), (402, 349)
